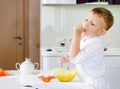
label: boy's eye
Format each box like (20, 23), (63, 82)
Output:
(85, 19), (88, 21)
(91, 22), (95, 26)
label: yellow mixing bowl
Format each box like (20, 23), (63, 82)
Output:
(54, 68), (78, 82)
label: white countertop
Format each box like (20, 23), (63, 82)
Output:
(41, 47), (120, 56)
(104, 48), (120, 56)
(0, 70), (94, 89)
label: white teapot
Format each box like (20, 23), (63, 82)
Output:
(15, 58), (39, 75)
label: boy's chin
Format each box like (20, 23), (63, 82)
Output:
(82, 32), (88, 36)
(82, 32), (96, 37)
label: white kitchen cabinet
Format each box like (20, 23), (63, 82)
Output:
(42, 0), (108, 4)
(41, 51), (75, 70)
(41, 50), (68, 70)
(41, 49), (120, 89)
(41, 56), (61, 70)
(104, 55), (120, 89)
(41, 55), (75, 70)
(42, 0), (88, 4)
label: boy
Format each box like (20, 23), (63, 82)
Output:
(60, 7), (114, 89)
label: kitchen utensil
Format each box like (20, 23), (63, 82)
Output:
(60, 63), (63, 68)
(67, 65), (70, 70)
(66, 63), (72, 70)
(54, 68), (78, 82)
(61, 63), (71, 70)
(23, 85), (33, 88)
(15, 58), (39, 75)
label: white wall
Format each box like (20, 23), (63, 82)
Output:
(40, 4), (120, 48)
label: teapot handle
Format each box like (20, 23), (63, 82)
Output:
(34, 63), (39, 70)
(15, 63), (20, 70)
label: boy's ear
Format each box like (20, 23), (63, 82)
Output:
(97, 28), (107, 36)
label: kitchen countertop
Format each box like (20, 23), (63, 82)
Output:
(0, 70), (94, 89)
(41, 47), (120, 56)
(104, 47), (120, 55)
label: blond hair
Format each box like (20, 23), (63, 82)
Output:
(91, 7), (114, 31)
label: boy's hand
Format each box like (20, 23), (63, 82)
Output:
(73, 24), (84, 36)
(69, 24), (83, 61)
(59, 56), (69, 64)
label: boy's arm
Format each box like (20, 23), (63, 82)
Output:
(69, 24), (84, 61)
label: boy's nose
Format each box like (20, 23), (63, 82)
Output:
(83, 22), (89, 28)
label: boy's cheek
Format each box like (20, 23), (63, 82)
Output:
(82, 23), (85, 28)
(82, 23), (88, 30)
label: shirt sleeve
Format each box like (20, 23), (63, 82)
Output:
(70, 42), (103, 64)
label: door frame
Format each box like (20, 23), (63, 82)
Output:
(24, 0), (29, 58)
(23, 0), (40, 64)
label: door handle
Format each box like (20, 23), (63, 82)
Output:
(13, 36), (23, 45)
(13, 36), (23, 40)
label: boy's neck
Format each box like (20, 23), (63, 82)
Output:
(85, 35), (98, 38)
(82, 33), (98, 39)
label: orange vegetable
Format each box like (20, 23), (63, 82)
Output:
(39, 76), (52, 83)
(0, 68), (9, 76)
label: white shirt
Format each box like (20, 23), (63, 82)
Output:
(70, 36), (110, 89)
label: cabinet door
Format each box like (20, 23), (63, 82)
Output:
(41, 56), (61, 70)
(109, 0), (120, 4)
(105, 69), (120, 89)
(88, 0), (98, 2)
(41, 56), (75, 70)
(87, 0), (108, 3)
(77, 0), (100, 4)
(104, 56), (120, 89)
(77, 0), (87, 4)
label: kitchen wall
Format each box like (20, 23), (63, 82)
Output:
(40, 4), (120, 49)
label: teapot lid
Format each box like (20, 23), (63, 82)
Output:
(22, 57), (33, 64)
